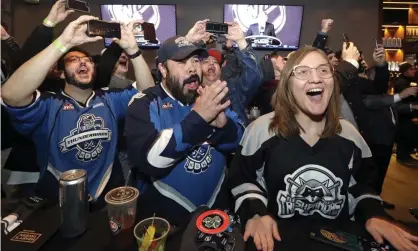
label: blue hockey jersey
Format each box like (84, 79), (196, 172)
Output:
(2, 87), (137, 199)
(125, 84), (244, 213)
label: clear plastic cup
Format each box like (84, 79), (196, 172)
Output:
(134, 217), (170, 251)
(105, 186), (139, 250)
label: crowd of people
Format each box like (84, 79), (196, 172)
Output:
(1, 1), (418, 251)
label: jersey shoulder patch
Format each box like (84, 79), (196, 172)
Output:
(128, 92), (146, 106)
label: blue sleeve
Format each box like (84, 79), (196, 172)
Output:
(125, 94), (216, 177)
(1, 91), (50, 136)
(208, 109), (245, 153)
(105, 86), (138, 120)
(234, 46), (263, 106)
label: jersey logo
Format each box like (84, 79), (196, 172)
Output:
(59, 114), (112, 162)
(63, 103), (75, 111)
(162, 102), (173, 109)
(277, 164), (345, 219)
(184, 145), (212, 174)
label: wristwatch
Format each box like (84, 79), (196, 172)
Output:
(128, 49), (142, 59)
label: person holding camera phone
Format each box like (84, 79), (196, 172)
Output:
(1, 15), (152, 208)
(185, 20), (262, 125)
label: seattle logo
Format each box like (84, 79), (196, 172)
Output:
(231, 4), (287, 35)
(59, 114), (112, 162)
(277, 164), (346, 219)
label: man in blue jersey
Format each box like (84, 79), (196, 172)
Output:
(125, 36), (244, 226)
(1, 15), (154, 207)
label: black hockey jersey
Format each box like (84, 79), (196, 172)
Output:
(228, 112), (389, 224)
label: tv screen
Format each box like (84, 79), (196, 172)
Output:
(100, 5), (177, 48)
(224, 5), (304, 50)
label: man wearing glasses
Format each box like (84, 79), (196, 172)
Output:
(1, 16), (153, 208)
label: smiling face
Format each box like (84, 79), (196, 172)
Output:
(290, 51), (334, 118)
(161, 55), (203, 105)
(201, 56), (221, 85)
(63, 51), (95, 90)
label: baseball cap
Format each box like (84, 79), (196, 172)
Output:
(157, 36), (208, 64)
(207, 49), (223, 64)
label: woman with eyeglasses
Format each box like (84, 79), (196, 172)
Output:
(228, 46), (418, 251)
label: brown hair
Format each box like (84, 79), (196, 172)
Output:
(269, 46), (341, 138)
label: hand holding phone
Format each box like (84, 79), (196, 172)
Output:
(342, 33), (350, 49)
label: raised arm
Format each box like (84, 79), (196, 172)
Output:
(19, 0), (74, 65)
(1, 16), (102, 107)
(312, 19), (333, 50)
(112, 21), (154, 91)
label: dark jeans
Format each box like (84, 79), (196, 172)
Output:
(369, 144), (394, 195)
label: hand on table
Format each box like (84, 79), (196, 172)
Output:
(366, 218), (418, 251)
(244, 215), (281, 251)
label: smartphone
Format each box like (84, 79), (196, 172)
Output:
(86, 20), (121, 39)
(374, 38), (379, 49)
(206, 22), (228, 34)
(410, 208), (418, 220)
(342, 33), (350, 49)
(66, 0), (90, 13)
(141, 22), (157, 44)
(310, 227), (363, 251)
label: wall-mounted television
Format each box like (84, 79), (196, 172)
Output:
(224, 4), (304, 50)
(100, 5), (177, 48)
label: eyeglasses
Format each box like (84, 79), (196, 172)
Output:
(291, 64), (334, 80)
(64, 56), (93, 64)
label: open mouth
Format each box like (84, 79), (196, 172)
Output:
(306, 88), (324, 103)
(184, 75), (200, 90)
(207, 66), (216, 74)
(76, 66), (89, 76)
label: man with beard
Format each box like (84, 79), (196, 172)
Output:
(193, 21), (262, 124)
(125, 36), (244, 226)
(1, 16), (153, 208)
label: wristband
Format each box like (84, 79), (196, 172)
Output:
(43, 18), (55, 28)
(53, 39), (68, 53)
(127, 49), (142, 59)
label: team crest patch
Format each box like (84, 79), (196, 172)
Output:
(63, 103), (75, 111)
(59, 114), (112, 162)
(277, 164), (345, 219)
(196, 210), (230, 235)
(184, 145), (212, 174)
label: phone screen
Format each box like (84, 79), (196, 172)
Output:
(67, 0), (90, 13)
(87, 20), (120, 38)
(206, 22), (228, 34)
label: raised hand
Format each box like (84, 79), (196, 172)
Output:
(193, 80), (230, 123)
(225, 21), (246, 48)
(321, 19), (334, 33)
(244, 215), (281, 251)
(113, 20), (142, 55)
(342, 42), (360, 62)
(186, 19), (211, 43)
(58, 15), (102, 48)
(373, 45), (386, 66)
(366, 218), (418, 251)
(1, 25), (10, 40)
(45, 0), (74, 26)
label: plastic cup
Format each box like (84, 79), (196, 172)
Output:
(133, 217), (170, 251)
(105, 186), (139, 250)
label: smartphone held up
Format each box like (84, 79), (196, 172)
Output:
(206, 22), (229, 34)
(66, 0), (90, 13)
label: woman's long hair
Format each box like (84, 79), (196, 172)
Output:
(269, 46), (341, 138)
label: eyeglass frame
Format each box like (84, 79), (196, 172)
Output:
(64, 56), (94, 64)
(290, 63), (335, 80)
